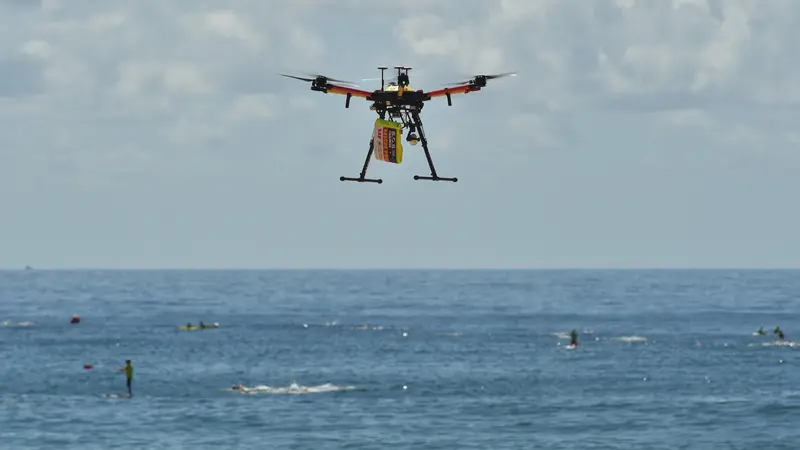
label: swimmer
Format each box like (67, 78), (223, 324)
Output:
(119, 360), (133, 396)
(774, 326), (785, 341)
(756, 326), (765, 335)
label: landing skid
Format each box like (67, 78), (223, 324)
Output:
(340, 113), (457, 183)
(340, 176), (382, 183)
(414, 175), (457, 182)
(411, 111), (457, 182)
(340, 138), (383, 183)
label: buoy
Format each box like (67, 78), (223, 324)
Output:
(83, 364), (93, 370)
(70, 315), (80, 324)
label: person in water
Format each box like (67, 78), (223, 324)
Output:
(570, 329), (579, 346)
(774, 326), (785, 341)
(199, 321), (205, 329)
(756, 326), (765, 335)
(120, 360), (133, 396)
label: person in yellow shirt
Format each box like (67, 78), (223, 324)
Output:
(119, 360), (133, 396)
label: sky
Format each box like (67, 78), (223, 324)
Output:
(1, 0), (799, 269)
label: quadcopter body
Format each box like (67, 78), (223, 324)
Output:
(280, 66), (515, 184)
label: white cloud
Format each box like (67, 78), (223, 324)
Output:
(223, 93), (279, 122)
(659, 109), (714, 129)
(508, 113), (565, 150)
(2, 0), (800, 269)
(162, 63), (212, 96)
(19, 40), (52, 59)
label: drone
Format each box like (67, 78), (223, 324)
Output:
(280, 66), (516, 184)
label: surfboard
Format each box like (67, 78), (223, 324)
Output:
(566, 344), (579, 350)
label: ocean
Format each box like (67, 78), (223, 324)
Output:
(0, 269), (798, 449)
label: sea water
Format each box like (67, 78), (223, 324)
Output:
(0, 269), (798, 449)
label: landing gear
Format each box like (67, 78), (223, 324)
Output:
(411, 112), (457, 182)
(339, 112), (457, 184)
(340, 138), (383, 183)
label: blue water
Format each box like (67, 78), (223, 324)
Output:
(1, 269), (798, 449)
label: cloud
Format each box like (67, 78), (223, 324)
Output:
(2, 0), (800, 269)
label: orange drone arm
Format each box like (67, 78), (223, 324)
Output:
(424, 84), (480, 99)
(327, 84), (373, 99)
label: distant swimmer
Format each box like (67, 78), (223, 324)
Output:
(756, 326), (766, 335)
(570, 329), (579, 347)
(70, 315), (80, 324)
(774, 326), (785, 341)
(119, 360), (133, 396)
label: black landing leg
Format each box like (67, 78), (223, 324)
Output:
(340, 138), (383, 184)
(411, 112), (457, 182)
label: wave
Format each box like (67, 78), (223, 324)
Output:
(225, 382), (357, 395)
(550, 332), (571, 340)
(613, 336), (648, 343)
(750, 340), (797, 348)
(1, 321), (36, 327)
(302, 321), (388, 331)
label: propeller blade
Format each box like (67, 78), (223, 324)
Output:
(484, 72), (517, 80)
(442, 72), (517, 86)
(279, 73), (361, 87)
(443, 80), (471, 86)
(361, 77), (398, 82)
(279, 73), (316, 83)
(301, 72), (360, 86)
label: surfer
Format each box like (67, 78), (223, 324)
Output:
(120, 360), (133, 396)
(774, 326), (785, 341)
(570, 329), (579, 347)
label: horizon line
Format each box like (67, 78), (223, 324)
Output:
(4, 267), (800, 271)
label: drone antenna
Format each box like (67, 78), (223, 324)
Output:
(394, 66), (411, 88)
(378, 66), (387, 91)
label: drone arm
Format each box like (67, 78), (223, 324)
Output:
(324, 85), (374, 109)
(326, 85), (373, 99)
(423, 84), (480, 105)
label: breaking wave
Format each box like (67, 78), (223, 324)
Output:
(1, 321), (36, 327)
(225, 382), (358, 395)
(614, 336), (648, 343)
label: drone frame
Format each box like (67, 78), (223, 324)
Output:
(281, 66), (510, 184)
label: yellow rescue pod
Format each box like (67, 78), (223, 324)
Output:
(372, 118), (403, 164)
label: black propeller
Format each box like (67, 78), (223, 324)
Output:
(279, 73), (359, 87)
(444, 72), (517, 86)
(279, 74), (315, 83)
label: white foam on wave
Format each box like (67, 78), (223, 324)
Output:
(753, 340), (798, 348)
(1, 321), (36, 327)
(317, 321), (387, 331)
(614, 336), (647, 343)
(227, 382), (357, 395)
(550, 332), (571, 340)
